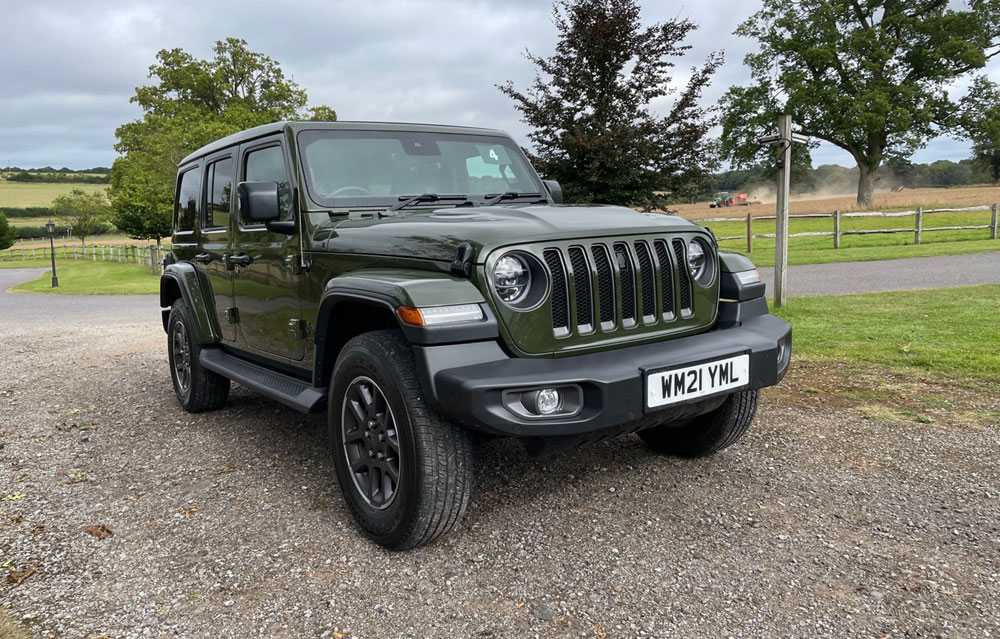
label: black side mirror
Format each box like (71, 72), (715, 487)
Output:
(542, 179), (563, 204)
(238, 181), (281, 223)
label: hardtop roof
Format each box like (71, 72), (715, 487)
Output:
(178, 120), (511, 166)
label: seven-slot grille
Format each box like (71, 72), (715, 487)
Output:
(546, 238), (696, 336)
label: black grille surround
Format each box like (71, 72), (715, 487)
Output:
(490, 232), (718, 355)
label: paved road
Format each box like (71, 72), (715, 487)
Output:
(758, 252), (999, 296)
(0, 268), (159, 334)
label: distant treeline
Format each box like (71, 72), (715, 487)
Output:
(4, 171), (109, 184)
(713, 158), (997, 196)
(1, 207), (51, 218)
(2, 165), (110, 174)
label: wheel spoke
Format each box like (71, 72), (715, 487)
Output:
(341, 376), (402, 511)
(348, 398), (367, 427)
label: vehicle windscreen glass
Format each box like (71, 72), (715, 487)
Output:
(297, 130), (544, 209)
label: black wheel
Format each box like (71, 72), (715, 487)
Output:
(639, 390), (759, 458)
(329, 329), (473, 550)
(167, 298), (230, 413)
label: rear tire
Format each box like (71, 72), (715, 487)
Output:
(329, 329), (474, 550)
(167, 299), (230, 413)
(639, 390), (759, 458)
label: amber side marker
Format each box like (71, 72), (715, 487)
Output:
(396, 306), (425, 326)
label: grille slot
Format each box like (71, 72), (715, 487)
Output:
(568, 247), (593, 332)
(614, 243), (637, 326)
(543, 249), (569, 335)
(672, 239), (693, 314)
(653, 240), (675, 319)
(591, 244), (616, 327)
(634, 241), (656, 320)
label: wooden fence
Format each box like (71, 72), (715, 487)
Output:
(3, 243), (169, 273)
(697, 204), (1000, 253)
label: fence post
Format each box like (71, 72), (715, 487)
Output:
(833, 210), (840, 249)
(745, 212), (753, 253)
(991, 204), (998, 240)
(914, 207), (922, 245)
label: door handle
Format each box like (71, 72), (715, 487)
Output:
(194, 252), (213, 264)
(228, 254), (253, 267)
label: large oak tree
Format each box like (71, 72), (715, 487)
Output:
(110, 38), (335, 245)
(499, 0), (722, 209)
(720, 0), (1000, 207)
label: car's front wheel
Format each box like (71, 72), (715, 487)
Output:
(329, 329), (474, 550)
(638, 389), (759, 457)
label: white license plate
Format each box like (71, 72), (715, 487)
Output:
(646, 354), (750, 409)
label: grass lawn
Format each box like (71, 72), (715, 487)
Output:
(0, 181), (106, 207)
(8, 260), (159, 295)
(773, 285), (1000, 382)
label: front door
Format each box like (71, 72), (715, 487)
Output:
(202, 154), (237, 342)
(232, 140), (304, 361)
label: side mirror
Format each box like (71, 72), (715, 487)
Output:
(542, 179), (563, 204)
(238, 181), (281, 223)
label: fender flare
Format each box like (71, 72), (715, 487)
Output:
(160, 262), (219, 344)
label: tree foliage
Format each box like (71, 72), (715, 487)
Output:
(51, 189), (112, 247)
(498, 0), (722, 209)
(720, 0), (1000, 207)
(110, 38), (335, 243)
(958, 76), (1000, 185)
(0, 213), (17, 250)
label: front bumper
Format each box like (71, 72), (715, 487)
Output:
(413, 313), (791, 437)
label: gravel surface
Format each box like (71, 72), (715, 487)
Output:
(759, 252), (1000, 296)
(2, 277), (999, 638)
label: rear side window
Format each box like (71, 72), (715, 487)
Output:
(206, 157), (233, 230)
(244, 145), (291, 222)
(175, 167), (201, 232)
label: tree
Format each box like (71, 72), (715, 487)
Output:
(958, 76), (1000, 185)
(0, 213), (16, 250)
(720, 0), (1000, 207)
(51, 189), (112, 248)
(110, 38), (335, 245)
(498, 0), (722, 209)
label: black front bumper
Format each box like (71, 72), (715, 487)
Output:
(413, 313), (792, 437)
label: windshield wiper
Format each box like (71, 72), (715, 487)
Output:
(390, 193), (469, 212)
(483, 191), (545, 206)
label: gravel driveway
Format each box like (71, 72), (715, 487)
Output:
(2, 276), (999, 638)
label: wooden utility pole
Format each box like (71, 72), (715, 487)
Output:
(773, 115), (792, 307)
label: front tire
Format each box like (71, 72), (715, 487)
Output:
(639, 390), (759, 458)
(329, 329), (474, 550)
(167, 299), (230, 413)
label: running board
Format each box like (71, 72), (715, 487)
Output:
(200, 348), (326, 413)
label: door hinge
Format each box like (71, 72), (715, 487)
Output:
(288, 318), (312, 340)
(225, 307), (240, 324)
(285, 254), (310, 275)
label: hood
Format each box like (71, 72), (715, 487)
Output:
(315, 204), (706, 263)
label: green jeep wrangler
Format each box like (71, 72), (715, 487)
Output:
(161, 121), (791, 549)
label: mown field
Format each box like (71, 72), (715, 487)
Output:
(0, 181), (106, 207)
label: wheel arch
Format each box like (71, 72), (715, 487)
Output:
(160, 262), (219, 343)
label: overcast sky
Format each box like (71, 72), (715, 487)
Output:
(1, 0), (996, 170)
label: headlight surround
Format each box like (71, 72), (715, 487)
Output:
(493, 253), (532, 304)
(687, 238), (714, 286)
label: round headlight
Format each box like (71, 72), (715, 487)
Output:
(493, 254), (531, 303)
(687, 240), (707, 280)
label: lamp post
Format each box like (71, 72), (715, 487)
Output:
(45, 219), (58, 288)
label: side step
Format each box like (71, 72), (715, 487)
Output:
(200, 348), (327, 413)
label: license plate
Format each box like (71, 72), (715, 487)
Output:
(646, 354), (750, 409)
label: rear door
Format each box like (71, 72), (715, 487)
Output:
(231, 138), (305, 361)
(200, 152), (237, 342)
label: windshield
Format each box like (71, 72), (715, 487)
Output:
(297, 129), (545, 209)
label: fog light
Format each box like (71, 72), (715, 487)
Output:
(536, 388), (561, 415)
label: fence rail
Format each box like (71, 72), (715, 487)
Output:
(2, 243), (168, 273)
(699, 204), (1000, 252)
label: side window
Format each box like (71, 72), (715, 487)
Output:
(244, 145), (291, 223)
(206, 157), (233, 230)
(175, 166), (201, 232)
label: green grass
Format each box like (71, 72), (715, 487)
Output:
(702, 210), (1000, 266)
(0, 181), (106, 207)
(8, 260), (158, 295)
(773, 285), (1000, 382)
